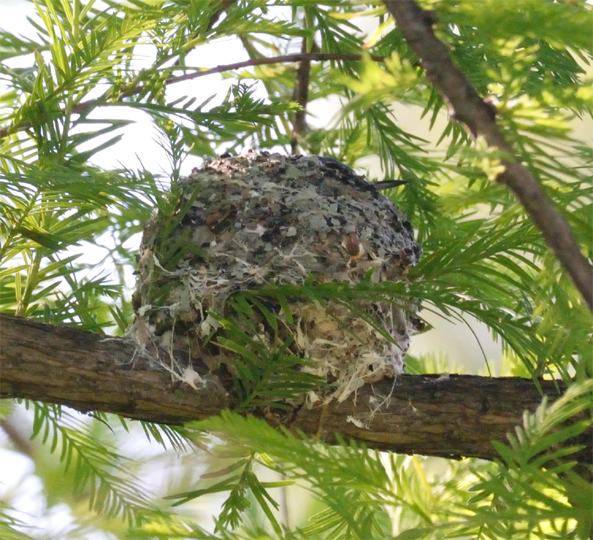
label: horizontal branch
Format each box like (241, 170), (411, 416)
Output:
(1, 314), (584, 463)
(0, 53), (385, 141)
(158, 52), (386, 89)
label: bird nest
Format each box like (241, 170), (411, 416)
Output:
(128, 151), (422, 404)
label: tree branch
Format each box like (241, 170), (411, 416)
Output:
(2, 314), (588, 464)
(0, 53), (385, 141)
(290, 39), (312, 155)
(382, 0), (593, 312)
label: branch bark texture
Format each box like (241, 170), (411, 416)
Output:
(382, 0), (593, 312)
(1, 314), (580, 462)
(290, 39), (312, 154)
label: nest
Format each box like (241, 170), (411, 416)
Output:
(129, 151), (422, 404)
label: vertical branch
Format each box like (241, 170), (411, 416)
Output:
(290, 39), (311, 154)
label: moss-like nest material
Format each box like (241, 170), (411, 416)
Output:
(129, 151), (422, 403)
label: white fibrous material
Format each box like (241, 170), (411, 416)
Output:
(129, 151), (422, 403)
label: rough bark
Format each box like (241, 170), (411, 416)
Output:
(0, 313), (585, 463)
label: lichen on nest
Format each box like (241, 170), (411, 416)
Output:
(128, 150), (422, 404)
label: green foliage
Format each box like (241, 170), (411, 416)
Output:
(0, 0), (591, 538)
(165, 453), (292, 536)
(27, 402), (161, 525)
(213, 296), (325, 410)
(0, 504), (36, 540)
(190, 386), (593, 540)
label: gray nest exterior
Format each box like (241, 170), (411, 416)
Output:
(129, 151), (422, 404)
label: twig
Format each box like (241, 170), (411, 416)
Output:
(382, 0), (593, 312)
(136, 53), (385, 92)
(0, 53), (385, 141)
(291, 39), (312, 154)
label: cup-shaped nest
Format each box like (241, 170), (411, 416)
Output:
(129, 151), (422, 403)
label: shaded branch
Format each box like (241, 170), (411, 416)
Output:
(290, 39), (312, 155)
(1, 314), (587, 464)
(382, 0), (593, 312)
